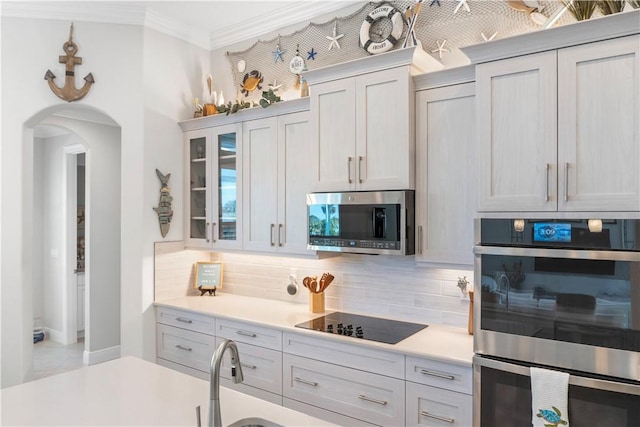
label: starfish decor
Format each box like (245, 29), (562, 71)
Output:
(307, 48), (317, 60)
(431, 39), (450, 59)
(454, 0), (470, 14)
(326, 21), (344, 50)
(272, 36), (286, 63)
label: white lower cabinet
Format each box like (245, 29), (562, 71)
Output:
(216, 337), (283, 404)
(405, 356), (473, 427)
(155, 306), (473, 427)
(405, 382), (472, 427)
(283, 353), (405, 426)
(156, 323), (216, 373)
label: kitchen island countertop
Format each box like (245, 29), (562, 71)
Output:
(156, 294), (473, 366)
(0, 356), (335, 426)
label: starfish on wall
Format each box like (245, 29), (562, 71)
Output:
(454, 0), (470, 14)
(431, 39), (450, 59)
(326, 21), (344, 50)
(481, 31), (498, 42)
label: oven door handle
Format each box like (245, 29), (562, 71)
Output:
(473, 245), (640, 262)
(473, 355), (640, 396)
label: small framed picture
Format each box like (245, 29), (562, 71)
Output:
(194, 262), (222, 296)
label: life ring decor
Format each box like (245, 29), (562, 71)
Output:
(359, 4), (404, 55)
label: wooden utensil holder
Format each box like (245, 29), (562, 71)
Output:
(309, 292), (325, 313)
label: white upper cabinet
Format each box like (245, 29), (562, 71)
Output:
(243, 111), (311, 254)
(415, 75), (476, 266)
(306, 47), (443, 193)
(557, 36), (640, 212)
(476, 34), (639, 212)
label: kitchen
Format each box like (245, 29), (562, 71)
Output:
(1, 1), (639, 426)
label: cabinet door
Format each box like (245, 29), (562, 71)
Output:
(211, 123), (243, 250)
(415, 83), (475, 266)
(310, 78), (356, 192)
(558, 35), (640, 211)
(356, 67), (414, 191)
(278, 111), (312, 254)
(476, 51), (557, 212)
(184, 129), (212, 248)
(243, 117), (278, 252)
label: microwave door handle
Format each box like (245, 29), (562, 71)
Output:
(474, 356), (640, 396)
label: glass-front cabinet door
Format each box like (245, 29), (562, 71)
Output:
(185, 130), (211, 248)
(211, 123), (242, 249)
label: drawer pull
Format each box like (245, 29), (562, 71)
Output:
(175, 344), (193, 352)
(241, 363), (257, 370)
(294, 377), (318, 387)
(420, 411), (455, 424)
(236, 330), (257, 338)
(176, 317), (193, 324)
(358, 395), (388, 406)
(421, 369), (455, 380)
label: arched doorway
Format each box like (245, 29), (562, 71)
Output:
(24, 104), (122, 380)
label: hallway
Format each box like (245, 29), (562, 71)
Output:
(26, 338), (85, 382)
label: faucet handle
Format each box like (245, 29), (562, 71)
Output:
(195, 405), (201, 427)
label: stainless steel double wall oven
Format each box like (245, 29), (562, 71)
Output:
(473, 218), (640, 426)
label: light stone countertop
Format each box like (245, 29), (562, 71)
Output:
(0, 356), (336, 426)
(155, 294), (474, 367)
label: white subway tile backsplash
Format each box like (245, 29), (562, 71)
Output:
(154, 243), (473, 329)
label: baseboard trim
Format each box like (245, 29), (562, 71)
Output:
(44, 327), (66, 345)
(83, 345), (121, 365)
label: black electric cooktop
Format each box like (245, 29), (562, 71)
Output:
(294, 312), (428, 345)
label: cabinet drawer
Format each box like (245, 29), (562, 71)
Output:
(156, 306), (215, 335)
(157, 357), (208, 381)
(406, 356), (472, 395)
(283, 332), (405, 379)
(283, 353), (405, 426)
(216, 337), (282, 395)
(284, 397), (377, 427)
(156, 324), (216, 372)
(221, 378), (283, 406)
(406, 381), (472, 427)
(216, 318), (282, 350)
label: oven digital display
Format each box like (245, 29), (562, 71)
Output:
(533, 223), (571, 242)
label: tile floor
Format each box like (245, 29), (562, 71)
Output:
(26, 337), (86, 382)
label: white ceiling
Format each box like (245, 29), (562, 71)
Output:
(1, 1), (364, 50)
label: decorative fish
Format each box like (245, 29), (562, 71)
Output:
(153, 169), (173, 238)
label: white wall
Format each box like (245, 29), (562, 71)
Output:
(1, 15), (208, 387)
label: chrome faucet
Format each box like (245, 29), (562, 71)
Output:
(208, 339), (244, 427)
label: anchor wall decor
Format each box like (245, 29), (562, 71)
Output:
(44, 23), (95, 102)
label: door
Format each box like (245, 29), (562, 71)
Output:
(476, 51), (557, 212)
(243, 117), (278, 252)
(415, 83), (475, 265)
(355, 67), (414, 191)
(558, 35), (640, 211)
(184, 129), (211, 248)
(212, 123), (243, 250)
(278, 111), (312, 254)
(310, 78), (356, 192)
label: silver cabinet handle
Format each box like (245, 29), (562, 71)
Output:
(270, 224), (275, 246)
(211, 222), (217, 242)
(564, 162), (569, 202)
(417, 225), (423, 255)
(241, 363), (257, 370)
(544, 163), (550, 202)
(176, 317), (193, 324)
(420, 411), (454, 424)
(278, 224), (284, 247)
(205, 222), (210, 243)
(236, 330), (257, 338)
(294, 377), (318, 387)
(358, 395), (387, 406)
(347, 156), (353, 184)
(420, 369), (455, 380)
(358, 156), (364, 184)
(175, 344), (192, 352)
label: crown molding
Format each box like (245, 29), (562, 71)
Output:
(143, 7), (210, 50)
(208, 1), (362, 51)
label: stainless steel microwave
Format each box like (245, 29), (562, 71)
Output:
(306, 190), (415, 255)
